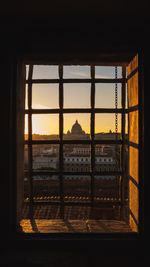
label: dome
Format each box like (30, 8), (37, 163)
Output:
(71, 120), (84, 135)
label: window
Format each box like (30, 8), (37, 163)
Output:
(16, 54), (144, 235)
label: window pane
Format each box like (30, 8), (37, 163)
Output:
(127, 72), (138, 107)
(63, 114), (90, 139)
(32, 114), (59, 139)
(24, 175), (29, 201)
(125, 83), (128, 109)
(24, 114), (28, 139)
(64, 83), (90, 108)
(95, 114), (121, 136)
(95, 144), (121, 172)
(129, 110), (139, 144)
(32, 144), (59, 171)
(125, 114), (129, 135)
(129, 146), (138, 183)
(26, 65), (29, 80)
(127, 54), (138, 76)
(32, 65), (58, 79)
(24, 144), (28, 170)
(64, 175), (91, 202)
(32, 84), (59, 109)
(23, 176), (60, 219)
(63, 144), (90, 172)
(24, 144), (28, 200)
(94, 176), (120, 200)
(32, 176), (59, 203)
(129, 180), (139, 232)
(63, 65), (90, 78)
(64, 206), (91, 220)
(95, 66), (122, 79)
(95, 83), (121, 108)
(25, 85), (28, 109)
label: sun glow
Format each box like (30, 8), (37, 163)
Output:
(25, 113), (122, 136)
(25, 114), (59, 135)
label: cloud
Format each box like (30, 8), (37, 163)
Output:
(69, 71), (112, 79)
(33, 104), (50, 109)
(69, 71), (89, 78)
(95, 74), (112, 79)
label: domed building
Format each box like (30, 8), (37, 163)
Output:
(71, 120), (85, 135)
(64, 120), (89, 140)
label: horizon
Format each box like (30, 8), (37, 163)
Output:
(24, 114), (124, 135)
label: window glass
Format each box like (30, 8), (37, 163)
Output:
(95, 83), (121, 108)
(32, 84), (59, 109)
(64, 83), (90, 108)
(129, 146), (138, 183)
(32, 114), (59, 139)
(95, 66), (122, 79)
(32, 65), (58, 79)
(63, 114), (90, 139)
(129, 111), (139, 144)
(63, 65), (90, 79)
(95, 114), (121, 135)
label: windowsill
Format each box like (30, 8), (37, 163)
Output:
(19, 219), (133, 234)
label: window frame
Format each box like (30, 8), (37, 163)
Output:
(14, 53), (144, 240)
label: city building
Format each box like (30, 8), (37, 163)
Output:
(25, 121), (119, 174)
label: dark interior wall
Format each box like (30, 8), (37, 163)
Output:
(0, 1), (149, 265)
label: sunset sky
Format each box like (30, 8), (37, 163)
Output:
(25, 65), (125, 135)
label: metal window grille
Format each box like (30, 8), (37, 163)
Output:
(25, 64), (127, 220)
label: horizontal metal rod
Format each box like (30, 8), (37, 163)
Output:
(25, 108), (127, 114)
(127, 141), (139, 149)
(129, 208), (138, 226)
(25, 140), (60, 145)
(128, 175), (139, 188)
(126, 105), (139, 113)
(127, 67), (138, 80)
(26, 78), (127, 84)
(24, 139), (122, 145)
(24, 170), (122, 176)
(24, 200), (121, 206)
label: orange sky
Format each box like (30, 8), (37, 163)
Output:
(25, 65), (127, 135)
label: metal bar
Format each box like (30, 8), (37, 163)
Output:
(24, 170), (123, 176)
(127, 67), (138, 80)
(25, 108), (125, 114)
(25, 109), (60, 114)
(26, 78), (127, 84)
(120, 65), (126, 220)
(24, 200), (121, 206)
(59, 65), (64, 218)
(27, 64), (34, 217)
(128, 175), (139, 188)
(94, 108), (124, 113)
(129, 208), (139, 226)
(24, 139), (123, 145)
(90, 66), (95, 203)
(25, 140), (60, 145)
(126, 105), (139, 113)
(127, 141), (139, 149)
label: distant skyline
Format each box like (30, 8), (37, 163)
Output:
(25, 65), (124, 135)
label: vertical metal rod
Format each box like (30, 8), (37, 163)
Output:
(28, 64), (33, 218)
(120, 66), (126, 220)
(90, 66), (95, 204)
(59, 65), (64, 218)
